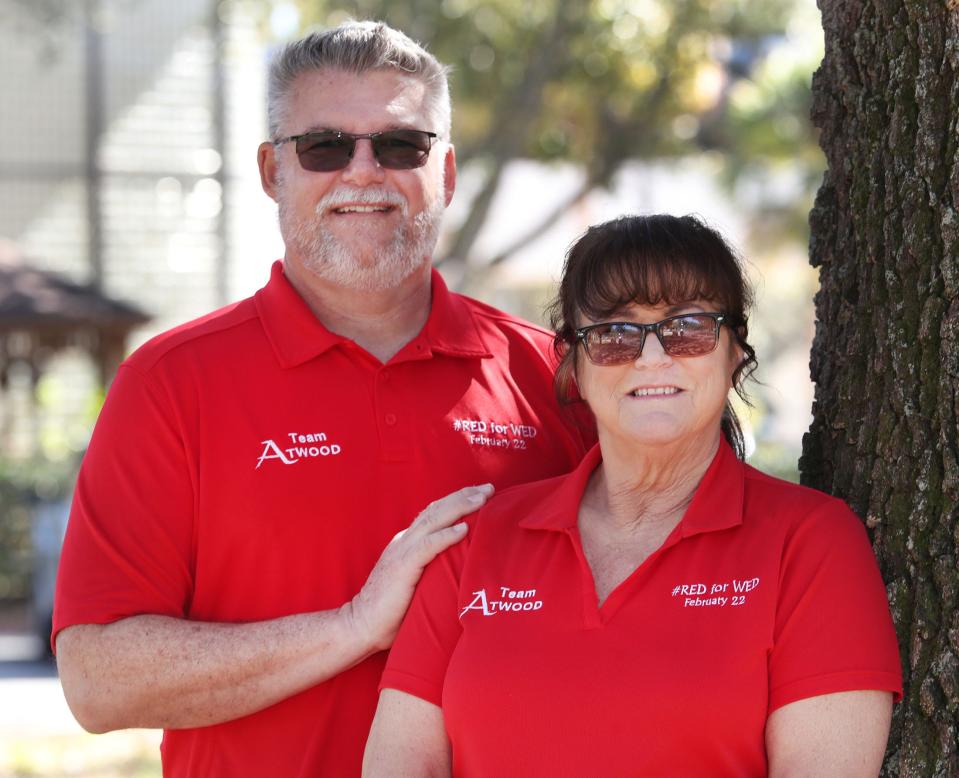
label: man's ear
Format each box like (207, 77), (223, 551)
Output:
(258, 141), (280, 201)
(443, 143), (456, 207)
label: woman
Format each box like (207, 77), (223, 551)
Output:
(364, 215), (902, 776)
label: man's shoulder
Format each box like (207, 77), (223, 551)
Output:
(451, 291), (555, 348)
(124, 295), (261, 374)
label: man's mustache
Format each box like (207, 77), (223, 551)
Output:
(315, 187), (408, 215)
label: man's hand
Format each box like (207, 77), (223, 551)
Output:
(56, 484), (492, 733)
(344, 484), (493, 654)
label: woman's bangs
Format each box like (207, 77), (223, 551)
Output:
(576, 251), (731, 321)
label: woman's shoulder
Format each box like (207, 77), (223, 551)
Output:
(470, 469), (577, 535)
(736, 465), (880, 596)
(739, 461), (863, 534)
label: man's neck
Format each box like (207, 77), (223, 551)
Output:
(284, 258), (434, 364)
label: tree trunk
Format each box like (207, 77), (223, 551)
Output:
(802, 2), (959, 775)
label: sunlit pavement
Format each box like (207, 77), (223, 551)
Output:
(0, 634), (162, 777)
(0, 635), (74, 737)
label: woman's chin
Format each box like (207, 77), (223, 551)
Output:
(603, 421), (689, 451)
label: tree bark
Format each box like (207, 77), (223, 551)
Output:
(802, 1), (959, 775)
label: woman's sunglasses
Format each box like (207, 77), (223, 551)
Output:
(274, 129), (438, 172)
(574, 313), (732, 365)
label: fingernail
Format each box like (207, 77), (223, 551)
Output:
(467, 492), (486, 504)
(476, 483), (494, 494)
(453, 522), (468, 531)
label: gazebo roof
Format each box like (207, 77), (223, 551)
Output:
(0, 241), (149, 332)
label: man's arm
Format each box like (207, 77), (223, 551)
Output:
(765, 690), (893, 777)
(56, 485), (490, 733)
(363, 689), (450, 777)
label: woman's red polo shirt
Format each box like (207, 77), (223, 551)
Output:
(382, 440), (903, 776)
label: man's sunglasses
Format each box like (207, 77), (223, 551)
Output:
(574, 313), (732, 365)
(274, 129), (438, 172)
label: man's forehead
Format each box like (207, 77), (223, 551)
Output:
(285, 67), (430, 131)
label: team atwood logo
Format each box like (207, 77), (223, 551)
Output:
(459, 587), (544, 618)
(255, 431), (342, 469)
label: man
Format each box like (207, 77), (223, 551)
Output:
(53, 21), (590, 778)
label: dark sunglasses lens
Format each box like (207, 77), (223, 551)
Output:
(584, 324), (645, 365)
(659, 315), (719, 356)
(372, 130), (432, 169)
(295, 133), (354, 172)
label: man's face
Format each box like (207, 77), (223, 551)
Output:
(260, 68), (456, 292)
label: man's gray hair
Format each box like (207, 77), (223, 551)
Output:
(267, 20), (452, 141)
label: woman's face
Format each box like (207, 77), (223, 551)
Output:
(574, 299), (742, 452)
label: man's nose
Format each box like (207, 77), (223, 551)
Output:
(340, 138), (387, 186)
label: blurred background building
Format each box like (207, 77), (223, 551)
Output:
(0, 0), (273, 461)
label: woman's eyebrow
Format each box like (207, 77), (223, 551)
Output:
(664, 301), (708, 315)
(603, 301), (709, 319)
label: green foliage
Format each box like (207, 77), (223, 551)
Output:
(256, 0), (823, 265)
(0, 456), (78, 602)
(0, 478), (32, 601)
(283, 1), (791, 150)
(748, 440), (800, 482)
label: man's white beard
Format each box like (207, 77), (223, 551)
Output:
(278, 181), (445, 293)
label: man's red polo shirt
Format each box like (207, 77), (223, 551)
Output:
(53, 261), (592, 777)
(382, 440), (903, 776)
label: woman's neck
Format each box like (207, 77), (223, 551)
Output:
(584, 432), (722, 533)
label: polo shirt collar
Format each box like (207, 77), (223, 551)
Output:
(254, 261), (491, 368)
(518, 438), (745, 537)
(416, 269), (491, 359)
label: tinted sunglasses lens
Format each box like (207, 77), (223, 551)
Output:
(294, 131), (433, 171)
(295, 133), (353, 172)
(372, 130), (433, 169)
(584, 325), (644, 365)
(659, 315), (719, 356)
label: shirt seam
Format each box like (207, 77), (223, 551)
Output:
(125, 304), (261, 375)
(768, 668), (903, 710)
(116, 361), (199, 600)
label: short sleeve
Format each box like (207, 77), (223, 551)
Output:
(52, 364), (196, 648)
(380, 524), (471, 706)
(768, 501), (903, 711)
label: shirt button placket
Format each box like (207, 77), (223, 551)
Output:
(376, 368), (408, 461)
